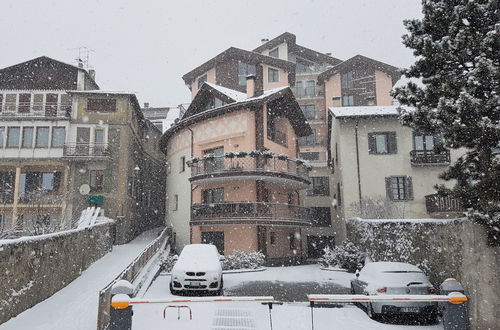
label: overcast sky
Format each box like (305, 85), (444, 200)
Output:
(1, 0), (422, 107)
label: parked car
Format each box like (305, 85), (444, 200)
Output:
(350, 262), (438, 321)
(170, 244), (224, 295)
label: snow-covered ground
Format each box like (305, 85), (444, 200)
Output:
(134, 265), (443, 329)
(0, 228), (163, 330)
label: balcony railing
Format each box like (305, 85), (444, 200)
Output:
(0, 102), (71, 119)
(190, 153), (310, 182)
(303, 111), (326, 121)
(191, 202), (313, 226)
(410, 150), (450, 165)
(425, 194), (464, 213)
(293, 87), (320, 98)
(63, 144), (111, 158)
(298, 136), (327, 147)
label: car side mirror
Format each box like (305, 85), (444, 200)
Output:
(355, 269), (360, 278)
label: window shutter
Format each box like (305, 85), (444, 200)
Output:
(385, 177), (393, 200)
(102, 169), (112, 193)
(405, 176), (414, 200)
(388, 132), (398, 154)
(368, 133), (376, 154)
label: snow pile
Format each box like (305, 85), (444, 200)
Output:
(319, 241), (366, 273)
(222, 250), (265, 270)
(159, 253), (178, 273)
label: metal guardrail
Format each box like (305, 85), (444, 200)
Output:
(96, 228), (170, 330)
(63, 144), (111, 158)
(0, 102), (71, 118)
(410, 150), (451, 165)
(425, 194), (463, 213)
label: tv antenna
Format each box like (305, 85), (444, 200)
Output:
(69, 46), (95, 69)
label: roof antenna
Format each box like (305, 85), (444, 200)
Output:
(68, 46), (95, 69)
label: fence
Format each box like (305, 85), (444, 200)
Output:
(96, 227), (170, 330)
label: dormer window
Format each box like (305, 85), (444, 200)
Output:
(197, 74), (207, 89)
(238, 61), (256, 86)
(269, 48), (279, 58)
(268, 68), (279, 83)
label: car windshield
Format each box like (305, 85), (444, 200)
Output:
(1, 1), (495, 330)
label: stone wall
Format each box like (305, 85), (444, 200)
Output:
(0, 221), (114, 324)
(347, 218), (500, 330)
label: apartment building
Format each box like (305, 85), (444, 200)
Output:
(161, 77), (313, 263)
(0, 57), (165, 242)
(330, 105), (464, 221)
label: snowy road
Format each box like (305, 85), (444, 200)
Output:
(133, 265), (443, 329)
(0, 228), (164, 330)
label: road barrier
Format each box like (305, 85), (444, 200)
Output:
(307, 292), (468, 304)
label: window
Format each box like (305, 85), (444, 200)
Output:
(341, 72), (354, 89)
(238, 61), (256, 86)
(337, 183), (342, 206)
(5, 94), (16, 111)
(268, 68), (279, 83)
(307, 177), (330, 196)
(18, 93), (31, 113)
(52, 127), (66, 147)
(0, 172), (15, 204)
(197, 74), (207, 89)
(270, 232), (276, 245)
(0, 94), (3, 111)
(180, 156), (186, 173)
(172, 194), (178, 211)
(289, 233), (297, 250)
(94, 129), (104, 145)
(301, 104), (316, 120)
(7, 127), (20, 147)
(0, 127), (4, 147)
(203, 147), (224, 172)
(33, 94), (43, 112)
(22, 127), (34, 148)
(19, 172), (62, 202)
(35, 127), (49, 147)
(45, 93), (58, 116)
(413, 133), (442, 151)
(214, 97), (225, 108)
(385, 176), (413, 201)
(202, 187), (224, 204)
(296, 58), (314, 73)
(269, 48), (279, 58)
(368, 132), (397, 154)
(299, 152), (319, 161)
(87, 98), (117, 112)
(296, 80), (316, 97)
(311, 207), (331, 227)
(90, 170), (104, 192)
(342, 95), (354, 106)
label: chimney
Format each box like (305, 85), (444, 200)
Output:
(246, 75), (256, 98)
(332, 96), (341, 107)
(144, 102), (150, 108)
(78, 62), (84, 68)
(325, 52), (332, 56)
(89, 69), (96, 80)
(261, 38), (269, 45)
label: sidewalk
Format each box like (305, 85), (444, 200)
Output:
(0, 228), (163, 330)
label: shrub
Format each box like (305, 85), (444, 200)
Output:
(159, 254), (178, 273)
(222, 250), (265, 270)
(319, 241), (365, 273)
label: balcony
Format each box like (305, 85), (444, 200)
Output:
(63, 144), (111, 159)
(191, 202), (313, 227)
(425, 194), (464, 214)
(298, 136), (327, 147)
(292, 87), (321, 99)
(189, 152), (310, 188)
(0, 102), (71, 120)
(410, 150), (450, 166)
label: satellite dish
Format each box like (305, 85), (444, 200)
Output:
(79, 184), (91, 195)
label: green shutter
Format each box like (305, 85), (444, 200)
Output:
(385, 177), (393, 200)
(368, 133), (376, 154)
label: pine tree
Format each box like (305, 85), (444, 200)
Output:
(394, 0), (500, 244)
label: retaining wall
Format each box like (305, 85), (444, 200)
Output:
(347, 218), (500, 330)
(0, 221), (115, 324)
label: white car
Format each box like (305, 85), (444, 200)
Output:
(170, 244), (224, 295)
(350, 262), (438, 321)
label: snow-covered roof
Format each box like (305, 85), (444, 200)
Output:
(164, 106), (180, 129)
(68, 90), (137, 95)
(246, 86), (289, 102)
(329, 105), (401, 118)
(393, 76), (425, 90)
(205, 82), (246, 101)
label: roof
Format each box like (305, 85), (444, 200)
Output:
(205, 82), (247, 101)
(159, 84), (311, 152)
(253, 32), (342, 66)
(317, 55), (401, 84)
(0, 56), (99, 90)
(182, 47), (296, 85)
(329, 105), (401, 119)
(68, 90), (136, 95)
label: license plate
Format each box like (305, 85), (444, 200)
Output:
(401, 307), (419, 313)
(189, 282), (201, 287)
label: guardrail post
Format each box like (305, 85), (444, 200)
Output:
(440, 278), (469, 330)
(110, 280), (134, 330)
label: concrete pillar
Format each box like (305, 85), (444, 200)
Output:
(11, 167), (21, 229)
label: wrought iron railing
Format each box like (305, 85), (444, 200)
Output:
(0, 102), (71, 118)
(191, 202), (313, 225)
(293, 86), (319, 98)
(410, 150), (450, 165)
(298, 136), (327, 147)
(63, 144), (110, 158)
(425, 194), (463, 213)
(190, 154), (309, 181)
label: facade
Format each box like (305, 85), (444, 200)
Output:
(161, 78), (313, 263)
(141, 104), (183, 133)
(330, 105), (464, 220)
(0, 57), (165, 242)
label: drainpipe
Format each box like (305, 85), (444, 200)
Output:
(354, 119), (362, 211)
(187, 127), (195, 243)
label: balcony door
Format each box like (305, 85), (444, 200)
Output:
(45, 94), (58, 117)
(202, 187), (224, 204)
(203, 147), (224, 173)
(413, 133), (436, 151)
(201, 231), (224, 255)
(76, 127), (91, 155)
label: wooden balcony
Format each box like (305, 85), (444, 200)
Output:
(410, 150), (450, 166)
(191, 202), (313, 227)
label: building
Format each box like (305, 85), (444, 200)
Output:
(0, 57), (165, 242)
(141, 103), (184, 133)
(330, 105), (464, 220)
(160, 77), (313, 263)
